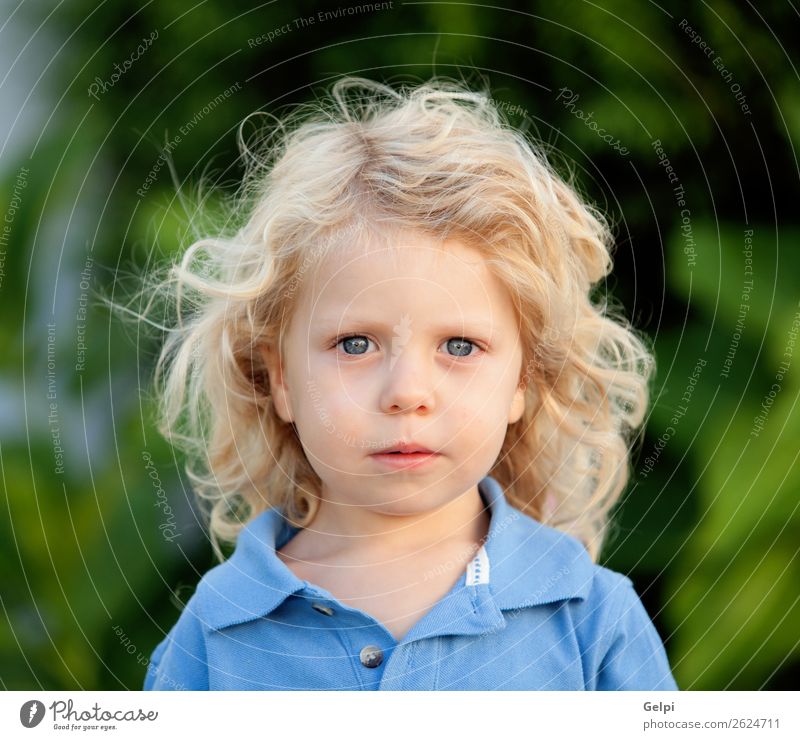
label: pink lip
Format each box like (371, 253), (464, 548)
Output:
(379, 442), (434, 454)
(370, 451), (441, 470)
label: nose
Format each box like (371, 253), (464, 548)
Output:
(379, 344), (435, 414)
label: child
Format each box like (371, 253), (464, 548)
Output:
(142, 76), (678, 690)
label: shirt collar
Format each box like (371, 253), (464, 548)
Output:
(478, 474), (595, 610)
(197, 475), (595, 631)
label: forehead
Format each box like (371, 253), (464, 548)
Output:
(281, 230), (523, 350)
(278, 228), (524, 349)
(306, 231), (505, 308)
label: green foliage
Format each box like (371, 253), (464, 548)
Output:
(652, 221), (800, 688)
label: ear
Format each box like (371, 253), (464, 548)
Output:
(508, 381), (526, 424)
(260, 343), (293, 423)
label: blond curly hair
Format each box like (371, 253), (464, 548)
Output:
(136, 76), (654, 563)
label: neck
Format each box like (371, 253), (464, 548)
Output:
(291, 484), (491, 564)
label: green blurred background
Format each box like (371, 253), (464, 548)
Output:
(1, 1), (798, 690)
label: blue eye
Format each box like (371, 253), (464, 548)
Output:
(338, 335), (371, 355)
(333, 335), (481, 357)
(445, 338), (476, 357)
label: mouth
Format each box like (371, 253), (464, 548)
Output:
(370, 443), (441, 470)
(373, 442), (436, 455)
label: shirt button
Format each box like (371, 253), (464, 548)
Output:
(311, 602), (334, 616)
(359, 645), (383, 669)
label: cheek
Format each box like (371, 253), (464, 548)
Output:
(309, 363), (380, 406)
(295, 379), (368, 441)
(445, 391), (499, 437)
(454, 365), (512, 406)
(447, 379), (519, 443)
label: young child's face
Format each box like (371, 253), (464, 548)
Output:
(262, 230), (526, 518)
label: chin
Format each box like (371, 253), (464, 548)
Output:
(368, 491), (452, 517)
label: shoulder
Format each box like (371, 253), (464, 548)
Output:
(569, 563), (679, 690)
(142, 551), (262, 691)
(569, 562), (638, 641)
(492, 506), (678, 690)
(143, 588), (209, 690)
(585, 562), (636, 607)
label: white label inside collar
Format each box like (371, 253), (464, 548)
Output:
(466, 544), (490, 586)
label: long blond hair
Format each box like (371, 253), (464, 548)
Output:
(135, 76), (654, 563)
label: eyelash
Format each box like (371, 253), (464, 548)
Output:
(331, 333), (485, 358)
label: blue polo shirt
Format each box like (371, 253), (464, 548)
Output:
(143, 475), (678, 690)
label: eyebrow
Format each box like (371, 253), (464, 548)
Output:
(315, 318), (498, 335)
